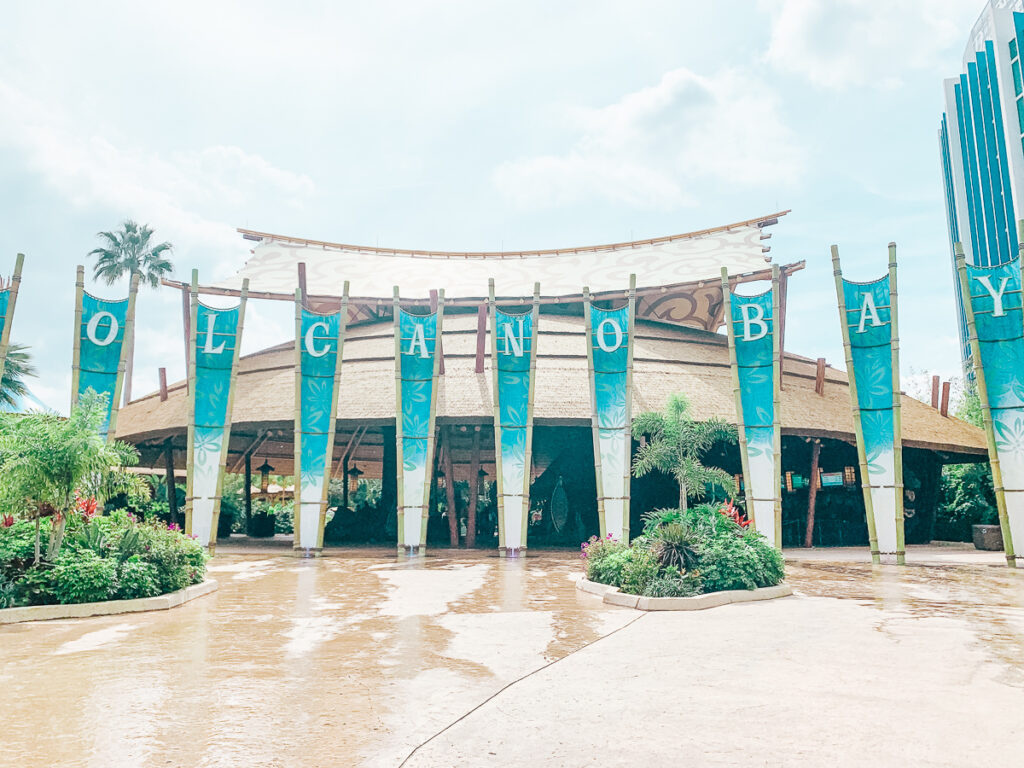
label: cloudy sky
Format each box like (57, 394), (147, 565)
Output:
(0, 0), (984, 411)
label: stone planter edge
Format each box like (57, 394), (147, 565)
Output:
(576, 576), (792, 611)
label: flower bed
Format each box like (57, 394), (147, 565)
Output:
(0, 510), (207, 609)
(581, 502), (785, 598)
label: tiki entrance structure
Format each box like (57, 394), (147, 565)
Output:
(115, 212), (988, 551)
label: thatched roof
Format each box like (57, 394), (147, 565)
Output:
(117, 313), (986, 474)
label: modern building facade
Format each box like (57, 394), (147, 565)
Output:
(941, 0), (1024, 367)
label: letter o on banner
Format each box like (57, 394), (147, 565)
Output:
(596, 318), (623, 353)
(86, 311), (119, 347)
(304, 321), (330, 357)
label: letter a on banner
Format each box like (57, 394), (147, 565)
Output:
(293, 282), (349, 553)
(393, 287), (444, 556)
(721, 266), (782, 548)
(489, 279), (540, 556)
(956, 225), (1024, 568)
(584, 275), (637, 543)
(832, 243), (904, 565)
(186, 271), (248, 552)
(70, 265), (140, 440)
(0, 253), (25, 392)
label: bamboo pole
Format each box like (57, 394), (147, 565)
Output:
(889, 243), (906, 565)
(956, 243), (1016, 567)
(832, 246), (880, 564)
(208, 278), (248, 554)
(771, 264), (782, 549)
(319, 281), (349, 550)
(292, 287), (304, 552)
(520, 282), (541, 550)
(393, 286), (405, 554)
(420, 289), (445, 552)
(489, 279), (505, 551)
(184, 270), (199, 538)
(720, 268), (754, 528)
(467, 425), (481, 548)
(623, 273), (637, 544)
(107, 271), (140, 442)
(0, 253), (25, 388)
(70, 266), (85, 411)
(582, 285), (607, 537)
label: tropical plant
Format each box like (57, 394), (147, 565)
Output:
(0, 390), (148, 562)
(631, 393), (738, 509)
(88, 219), (174, 288)
(0, 344), (37, 410)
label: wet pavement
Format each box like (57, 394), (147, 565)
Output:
(1, 548), (1022, 767)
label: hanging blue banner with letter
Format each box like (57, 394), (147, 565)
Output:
(394, 291), (444, 555)
(187, 273), (248, 550)
(71, 268), (138, 440)
(722, 267), (781, 548)
(490, 283), (539, 555)
(294, 288), (347, 552)
(834, 250), (904, 565)
(585, 278), (636, 543)
(957, 249), (1022, 567)
(0, 253), (25, 393)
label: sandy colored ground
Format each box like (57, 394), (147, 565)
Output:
(1, 547), (1021, 767)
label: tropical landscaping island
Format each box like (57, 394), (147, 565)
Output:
(2, 2), (1024, 767)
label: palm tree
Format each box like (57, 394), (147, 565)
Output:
(631, 393), (737, 510)
(88, 220), (174, 402)
(88, 219), (173, 288)
(0, 344), (37, 410)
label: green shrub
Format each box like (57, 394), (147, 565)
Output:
(642, 571), (703, 598)
(117, 558), (161, 599)
(582, 535), (630, 586)
(0, 519), (44, 579)
(12, 566), (56, 605)
(50, 551), (118, 604)
(619, 547), (660, 595)
(650, 521), (702, 571)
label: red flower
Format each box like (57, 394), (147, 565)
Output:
(719, 500), (751, 529)
(75, 494), (98, 519)
(1, 515), (13, 528)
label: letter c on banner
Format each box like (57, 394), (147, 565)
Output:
(304, 321), (330, 357)
(739, 303), (768, 341)
(596, 318), (623, 352)
(86, 311), (119, 347)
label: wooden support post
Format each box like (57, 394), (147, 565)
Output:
(443, 427), (459, 547)
(931, 375), (940, 409)
(475, 304), (487, 374)
(778, 269), (789, 390)
(244, 451), (252, 535)
(815, 358), (826, 395)
(297, 262), (308, 307)
(940, 381), (951, 417)
(341, 455), (349, 515)
(159, 367), (168, 401)
(803, 439), (822, 548)
(181, 285), (191, 390)
(467, 425), (481, 548)
(431, 289), (445, 375)
(164, 438), (179, 526)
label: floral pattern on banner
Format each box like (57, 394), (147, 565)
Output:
(78, 292), (130, 438)
(968, 258), (1024, 555)
(494, 307), (535, 550)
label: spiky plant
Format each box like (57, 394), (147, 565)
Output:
(0, 344), (37, 410)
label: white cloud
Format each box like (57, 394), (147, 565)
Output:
(761, 0), (973, 89)
(493, 66), (804, 210)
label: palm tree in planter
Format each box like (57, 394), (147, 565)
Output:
(0, 344), (37, 410)
(88, 220), (174, 402)
(631, 393), (737, 510)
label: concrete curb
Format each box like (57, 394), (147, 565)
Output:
(0, 579), (218, 625)
(576, 576), (792, 611)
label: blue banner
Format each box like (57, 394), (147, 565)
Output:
(295, 304), (344, 550)
(188, 296), (245, 548)
(727, 284), (779, 546)
(588, 301), (633, 541)
(841, 274), (902, 561)
(76, 290), (132, 438)
(961, 255), (1023, 565)
(493, 304), (536, 553)
(396, 305), (442, 552)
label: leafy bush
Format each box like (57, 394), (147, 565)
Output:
(49, 550), (118, 604)
(650, 521), (702, 572)
(117, 558), (161, 599)
(936, 462), (997, 541)
(642, 570), (703, 598)
(582, 535), (630, 586)
(620, 547), (660, 595)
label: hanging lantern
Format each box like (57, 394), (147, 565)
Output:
(347, 463), (364, 495)
(256, 460), (274, 495)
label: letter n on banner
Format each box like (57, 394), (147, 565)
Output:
(489, 280), (540, 556)
(832, 243), (904, 565)
(721, 266), (782, 548)
(186, 271), (248, 552)
(393, 287), (444, 556)
(0, 253), (25, 391)
(584, 275), (636, 543)
(956, 230), (1024, 569)
(293, 283), (349, 553)
(70, 265), (140, 441)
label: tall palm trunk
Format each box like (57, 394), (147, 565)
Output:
(678, 481), (688, 511)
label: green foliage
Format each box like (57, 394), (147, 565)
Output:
(619, 547), (660, 595)
(116, 558), (161, 599)
(582, 536), (630, 587)
(12, 566), (56, 606)
(936, 461), (998, 541)
(0, 344), (37, 411)
(642, 570), (703, 598)
(649, 521), (702, 572)
(49, 550), (118, 604)
(0, 518), (44, 578)
(88, 219), (174, 289)
(631, 393), (737, 509)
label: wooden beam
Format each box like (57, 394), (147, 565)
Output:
(940, 380), (951, 417)
(475, 304), (487, 374)
(158, 367), (168, 401)
(815, 358), (826, 395)
(777, 270), (789, 390)
(442, 427), (459, 547)
(803, 439), (822, 548)
(430, 289), (445, 375)
(228, 429), (270, 474)
(164, 438), (179, 527)
(467, 426), (481, 548)
(180, 284), (191, 391)
(243, 451), (252, 534)
(931, 375), (940, 408)
(297, 262), (307, 307)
